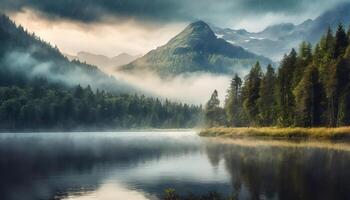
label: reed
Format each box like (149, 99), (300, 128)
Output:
(199, 127), (350, 140)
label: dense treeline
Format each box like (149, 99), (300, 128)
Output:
(205, 24), (350, 128)
(0, 84), (202, 131)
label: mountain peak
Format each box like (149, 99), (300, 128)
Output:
(185, 20), (213, 35)
(166, 20), (216, 48)
(120, 20), (271, 76)
(189, 20), (210, 28)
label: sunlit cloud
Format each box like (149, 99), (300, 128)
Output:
(9, 10), (186, 56)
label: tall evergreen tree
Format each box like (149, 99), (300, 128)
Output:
(205, 90), (224, 127)
(294, 65), (324, 127)
(225, 74), (244, 126)
(337, 49), (350, 126)
(277, 49), (297, 126)
(317, 27), (335, 84)
(258, 64), (276, 126)
(327, 59), (350, 126)
(243, 62), (263, 126)
(334, 24), (348, 58)
(293, 41), (312, 88)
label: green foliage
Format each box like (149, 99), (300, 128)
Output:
(293, 41), (312, 87)
(258, 64), (277, 125)
(225, 74), (244, 126)
(163, 188), (180, 200)
(205, 90), (225, 127)
(334, 24), (348, 58)
(206, 24), (350, 128)
(294, 65), (325, 126)
(0, 85), (202, 131)
(277, 49), (297, 126)
(242, 62), (263, 125)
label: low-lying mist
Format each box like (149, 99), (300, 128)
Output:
(2, 50), (139, 94)
(3, 49), (242, 105)
(111, 70), (235, 105)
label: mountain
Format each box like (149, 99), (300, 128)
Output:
(300, 2), (350, 42)
(120, 21), (272, 76)
(212, 25), (289, 61)
(211, 2), (350, 61)
(65, 51), (138, 69)
(0, 14), (136, 94)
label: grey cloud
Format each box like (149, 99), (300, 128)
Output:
(0, 0), (188, 23)
(0, 0), (349, 26)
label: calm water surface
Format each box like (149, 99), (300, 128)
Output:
(0, 131), (349, 200)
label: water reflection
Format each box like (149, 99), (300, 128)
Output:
(0, 131), (200, 200)
(0, 132), (349, 200)
(205, 139), (350, 200)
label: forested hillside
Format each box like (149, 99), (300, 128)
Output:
(205, 24), (350, 127)
(0, 14), (135, 93)
(0, 15), (202, 130)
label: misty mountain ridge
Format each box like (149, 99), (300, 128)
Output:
(0, 14), (138, 94)
(211, 2), (350, 61)
(120, 20), (272, 77)
(65, 51), (139, 69)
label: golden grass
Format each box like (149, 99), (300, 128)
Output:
(199, 127), (350, 140)
(206, 137), (350, 151)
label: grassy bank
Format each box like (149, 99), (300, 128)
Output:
(199, 127), (350, 140)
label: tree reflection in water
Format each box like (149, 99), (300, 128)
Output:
(0, 132), (349, 200)
(205, 139), (350, 200)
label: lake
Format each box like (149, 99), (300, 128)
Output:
(0, 131), (349, 200)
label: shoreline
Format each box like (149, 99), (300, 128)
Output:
(199, 127), (350, 140)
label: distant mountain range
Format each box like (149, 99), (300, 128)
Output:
(211, 2), (350, 61)
(65, 52), (139, 69)
(120, 21), (272, 76)
(0, 14), (137, 94)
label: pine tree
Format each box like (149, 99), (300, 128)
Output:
(243, 62), (263, 126)
(334, 23), (348, 58)
(205, 90), (224, 127)
(294, 65), (324, 127)
(277, 49), (297, 126)
(225, 74), (243, 126)
(318, 27), (335, 84)
(322, 27), (335, 56)
(337, 48), (350, 126)
(258, 64), (277, 126)
(293, 41), (312, 88)
(327, 59), (350, 126)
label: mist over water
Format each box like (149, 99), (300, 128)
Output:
(0, 131), (349, 200)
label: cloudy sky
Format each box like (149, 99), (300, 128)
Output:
(1, 0), (348, 56)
